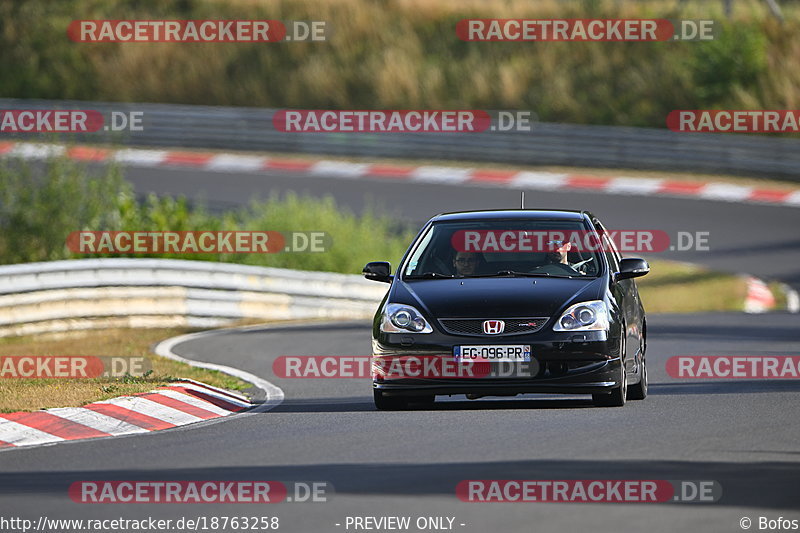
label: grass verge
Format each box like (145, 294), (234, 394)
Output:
(0, 328), (249, 413)
(639, 259), (757, 314)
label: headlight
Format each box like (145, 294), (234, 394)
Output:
(553, 300), (609, 331)
(381, 303), (433, 333)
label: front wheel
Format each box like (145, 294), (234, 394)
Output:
(627, 356), (648, 400)
(593, 360), (627, 407)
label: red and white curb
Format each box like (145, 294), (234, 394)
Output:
(743, 277), (800, 314)
(2, 141), (800, 208)
(153, 328), (284, 414)
(0, 325), (286, 451)
(0, 380), (251, 449)
(744, 277), (776, 314)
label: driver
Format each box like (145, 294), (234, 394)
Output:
(540, 240), (585, 275)
(546, 240), (572, 265)
(453, 251), (481, 276)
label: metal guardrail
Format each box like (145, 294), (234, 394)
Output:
(0, 259), (387, 337)
(2, 98), (800, 179)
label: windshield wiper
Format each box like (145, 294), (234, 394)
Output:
(405, 272), (455, 279)
(495, 270), (551, 278)
(458, 270), (550, 278)
(407, 270), (579, 279)
(466, 270), (580, 279)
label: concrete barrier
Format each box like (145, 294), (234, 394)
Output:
(0, 258), (387, 337)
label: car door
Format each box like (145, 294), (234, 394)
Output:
(598, 223), (641, 374)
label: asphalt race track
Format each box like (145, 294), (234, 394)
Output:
(0, 314), (798, 532)
(0, 165), (798, 532)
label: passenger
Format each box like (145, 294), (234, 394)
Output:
(453, 251), (481, 276)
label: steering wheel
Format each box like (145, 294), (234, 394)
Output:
(571, 257), (594, 274)
(430, 256), (452, 275)
(532, 262), (580, 275)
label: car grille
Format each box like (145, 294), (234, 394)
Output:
(438, 318), (549, 336)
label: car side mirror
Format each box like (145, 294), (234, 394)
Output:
(363, 261), (393, 283)
(615, 258), (650, 281)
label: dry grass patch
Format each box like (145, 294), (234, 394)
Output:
(0, 328), (249, 413)
(638, 260), (748, 313)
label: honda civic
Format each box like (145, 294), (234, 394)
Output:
(363, 209), (649, 409)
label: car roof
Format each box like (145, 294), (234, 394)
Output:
(430, 209), (592, 223)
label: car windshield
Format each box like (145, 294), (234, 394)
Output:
(403, 219), (602, 279)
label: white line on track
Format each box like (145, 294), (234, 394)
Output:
(154, 329), (285, 414)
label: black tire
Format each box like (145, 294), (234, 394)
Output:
(627, 356), (648, 400)
(373, 389), (409, 410)
(593, 359), (627, 407)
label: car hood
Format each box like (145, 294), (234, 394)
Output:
(394, 276), (605, 319)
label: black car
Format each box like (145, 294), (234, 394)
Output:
(363, 209), (649, 409)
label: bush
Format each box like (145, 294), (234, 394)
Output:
(1, 0), (797, 129)
(0, 158), (124, 263)
(690, 22), (767, 106)
(0, 156), (415, 273)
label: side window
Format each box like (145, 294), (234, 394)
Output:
(594, 220), (621, 273)
(403, 226), (434, 275)
(602, 235), (619, 272)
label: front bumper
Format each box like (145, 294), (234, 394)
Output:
(372, 329), (621, 397)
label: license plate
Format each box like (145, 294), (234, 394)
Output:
(454, 345), (531, 362)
